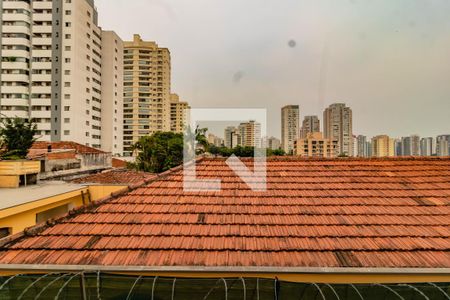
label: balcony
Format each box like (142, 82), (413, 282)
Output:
(31, 74), (51, 82)
(3, 1), (30, 10)
(1, 74), (29, 83)
(1, 25), (30, 35)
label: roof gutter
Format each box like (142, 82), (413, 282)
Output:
(0, 265), (448, 275)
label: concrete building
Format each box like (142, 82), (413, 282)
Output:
(207, 133), (223, 147)
(436, 135), (450, 156)
(0, 0), (121, 149)
(323, 103), (354, 156)
(356, 135), (370, 157)
(101, 31), (124, 156)
(371, 135), (395, 157)
(169, 93), (189, 133)
(281, 105), (300, 154)
(238, 120), (261, 148)
(294, 132), (338, 158)
(300, 115), (320, 138)
(420, 137), (434, 156)
(263, 136), (281, 151)
(224, 126), (241, 149)
(122, 34), (171, 156)
(400, 135), (420, 156)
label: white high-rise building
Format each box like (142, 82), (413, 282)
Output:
(436, 135), (450, 157)
(281, 105), (299, 154)
(101, 31), (124, 156)
(323, 103), (354, 156)
(0, 0), (121, 150)
(420, 137), (434, 156)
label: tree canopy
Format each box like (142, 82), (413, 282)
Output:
(130, 132), (184, 173)
(0, 117), (37, 160)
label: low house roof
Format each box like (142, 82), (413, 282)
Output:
(0, 157), (449, 271)
(31, 141), (106, 154)
(71, 169), (156, 185)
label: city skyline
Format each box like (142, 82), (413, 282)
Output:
(96, 0), (450, 138)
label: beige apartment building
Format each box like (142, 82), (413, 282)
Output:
(239, 120), (261, 148)
(101, 31), (124, 156)
(281, 105), (300, 154)
(294, 132), (338, 158)
(122, 34), (171, 156)
(169, 93), (189, 133)
(371, 135), (395, 157)
(207, 133), (224, 147)
(323, 103), (354, 156)
(0, 0), (122, 150)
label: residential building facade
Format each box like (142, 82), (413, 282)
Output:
(224, 126), (241, 148)
(238, 120), (261, 148)
(420, 137), (434, 156)
(294, 132), (338, 158)
(300, 115), (320, 138)
(323, 103), (354, 156)
(436, 135), (450, 156)
(400, 135), (420, 156)
(371, 135), (395, 157)
(281, 105), (299, 154)
(356, 135), (370, 157)
(169, 93), (189, 133)
(100, 31), (124, 156)
(0, 0), (122, 150)
(263, 136), (281, 151)
(207, 133), (223, 147)
(122, 34), (171, 156)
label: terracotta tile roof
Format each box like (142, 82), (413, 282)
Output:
(112, 157), (127, 168)
(0, 157), (449, 269)
(71, 169), (156, 185)
(31, 141), (105, 154)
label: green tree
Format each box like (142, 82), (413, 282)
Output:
(0, 117), (37, 160)
(195, 125), (209, 154)
(130, 132), (184, 173)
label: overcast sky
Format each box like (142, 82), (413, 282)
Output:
(96, 0), (450, 139)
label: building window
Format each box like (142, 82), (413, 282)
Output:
(36, 205), (69, 224)
(64, 130), (70, 135)
(0, 228), (11, 238)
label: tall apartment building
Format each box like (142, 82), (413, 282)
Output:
(169, 93), (189, 133)
(420, 137), (434, 156)
(356, 135), (371, 157)
(238, 120), (261, 148)
(207, 133), (223, 147)
(281, 105), (299, 154)
(323, 103), (353, 156)
(122, 34), (171, 156)
(371, 135), (395, 157)
(0, 0), (121, 150)
(300, 115), (320, 138)
(263, 136), (281, 151)
(294, 132), (338, 158)
(436, 135), (450, 156)
(224, 126), (241, 149)
(101, 31), (123, 156)
(400, 135), (420, 156)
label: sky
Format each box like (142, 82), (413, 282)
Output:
(96, 0), (450, 139)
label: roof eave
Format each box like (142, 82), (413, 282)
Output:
(0, 265), (448, 275)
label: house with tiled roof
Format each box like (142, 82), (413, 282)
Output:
(28, 141), (112, 180)
(0, 157), (449, 298)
